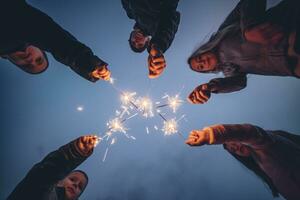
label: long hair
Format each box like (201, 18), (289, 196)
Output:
(224, 144), (280, 197)
(187, 23), (240, 74)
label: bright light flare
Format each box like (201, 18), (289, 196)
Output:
(107, 118), (127, 133)
(120, 92), (136, 106)
(136, 97), (154, 118)
(167, 95), (183, 113)
(162, 119), (178, 136)
(76, 106), (84, 111)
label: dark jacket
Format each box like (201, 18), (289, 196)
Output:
(0, 0), (106, 82)
(190, 0), (300, 94)
(208, 124), (300, 200)
(122, 0), (180, 53)
(7, 139), (92, 200)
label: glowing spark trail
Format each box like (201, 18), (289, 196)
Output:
(162, 118), (178, 136)
(156, 94), (183, 113)
(107, 118), (127, 133)
(120, 92), (136, 106)
(136, 97), (154, 118)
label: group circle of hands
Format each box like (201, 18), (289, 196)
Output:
(91, 45), (166, 81)
(77, 129), (212, 155)
(83, 22), (288, 152)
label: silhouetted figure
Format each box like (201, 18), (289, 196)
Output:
(186, 124), (300, 200)
(122, 0), (180, 78)
(1, 0), (110, 82)
(8, 135), (98, 200)
(187, 0), (300, 104)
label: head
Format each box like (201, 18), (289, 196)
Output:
(188, 51), (219, 73)
(6, 45), (48, 74)
(57, 170), (89, 200)
(223, 143), (279, 197)
(129, 28), (150, 53)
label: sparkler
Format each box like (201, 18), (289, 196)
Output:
(97, 77), (187, 162)
(156, 94), (183, 113)
(136, 96), (154, 118)
(107, 117), (127, 134)
(162, 118), (178, 136)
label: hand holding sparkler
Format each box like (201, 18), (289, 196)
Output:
(91, 63), (111, 81)
(185, 130), (210, 146)
(188, 83), (211, 104)
(148, 45), (166, 79)
(75, 135), (100, 156)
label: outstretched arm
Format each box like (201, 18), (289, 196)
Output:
(209, 74), (247, 94)
(7, 135), (98, 199)
(218, 0), (267, 32)
(187, 74), (247, 104)
(23, 3), (110, 82)
(150, 0), (180, 53)
(186, 124), (271, 148)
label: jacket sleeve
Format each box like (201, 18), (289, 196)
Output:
(204, 124), (272, 148)
(7, 139), (92, 199)
(150, 0), (180, 53)
(218, 0), (267, 32)
(208, 74), (247, 94)
(24, 3), (106, 82)
(121, 0), (135, 19)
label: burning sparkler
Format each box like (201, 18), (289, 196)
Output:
(162, 118), (178, 136)
(107, 117), (127, 133)
(156, 94), (183, 113)
(120, 92), (137, 106)
(136, 96), (154, 118)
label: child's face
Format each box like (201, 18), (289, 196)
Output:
(57, 171), (88, 200)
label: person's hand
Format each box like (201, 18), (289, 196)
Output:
(187, 83), (211, 104)
(244, 22), (285, 45)
(148, 46), (166, 78)
(91, 64), (111, 81)
(75, 135), (99, 156)
(185, 130), (209, 146)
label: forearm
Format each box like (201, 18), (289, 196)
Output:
(209, 75), (247, 94)
(25, 3), (105, 82)
(205, 124), (270, 146)
(218, 0), (266, 31)
(151, 11), (180, 53)
(8, 139), (92, 199)
(239, 0), (267, 31)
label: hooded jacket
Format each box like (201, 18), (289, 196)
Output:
(122, 0), (180, 53)
(206, 124), (300, 200)
(7, 138), (92, 200)
(0, 0), (106, 82)
(189, 0), (300, 94)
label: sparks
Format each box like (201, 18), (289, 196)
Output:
(136, 97), (154, 118)
(111, 138), (116, 145)
(107, 118), (127, 133)
(76, 106), (84, 111)
(108, 77), (115, 84)
(120, 92), (136, 106)
(167, 95), (183, 113)
(162, 118), (178, 136)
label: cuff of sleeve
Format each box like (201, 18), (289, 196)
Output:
(203, 125), (226, 144)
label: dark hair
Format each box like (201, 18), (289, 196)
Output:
(223, 144), (279, 197)
(128, 31), (148, 53)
